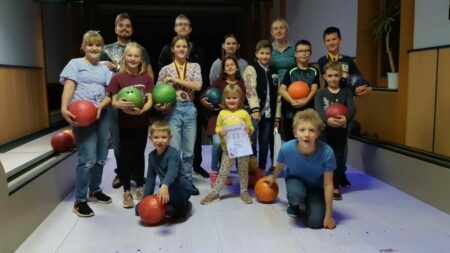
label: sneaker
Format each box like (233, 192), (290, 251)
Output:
(112, 175), (122, 189)
(210, 172), (218, 188)
(240, 191), (253, 204)
(123, 191), (134, 208)
(136, 187), (144, 201)
(172, 201), (193, 222)
(89, 191), (112, 204)
(194, 167), (210, 178)
(333, 188), (343, 201)
(224, 177), (232, 186)
(287, 204), (300, 218)
(191, 185), (200, 196)
(73, 201), (94, 217)
(201, 192), (220, 205)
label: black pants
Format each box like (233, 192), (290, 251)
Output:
(119, 126), (148, 191)
(320, 128), (348, 188)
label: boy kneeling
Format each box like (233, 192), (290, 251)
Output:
(264, 109), (336, 229)
(135, 121), (192, 222)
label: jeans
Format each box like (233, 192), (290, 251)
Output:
(285, 176), (326, 229)
(119, 126), (148, 191)
(166, 101), (197, 181)
(73, 109), (110, 202)
(257, 117), (274, 171)
(210, 134), (222, 172)
(109, 106), (121, 175)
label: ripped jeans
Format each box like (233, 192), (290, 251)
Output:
(72, 110), (110, 202)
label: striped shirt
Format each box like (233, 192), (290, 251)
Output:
(59, 58), (112, 105)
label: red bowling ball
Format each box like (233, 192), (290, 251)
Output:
(325, 103), (348, 118)
(139, 195), (166, 225)
(68, 100), (97, 127)
(51, 132), (74, 154)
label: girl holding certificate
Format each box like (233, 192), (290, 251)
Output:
(201, 84), (254, 205)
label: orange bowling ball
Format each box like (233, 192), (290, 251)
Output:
(139, 195), (166, 225)
(254, 178), (279, 203)
(287, 81), (310, 99)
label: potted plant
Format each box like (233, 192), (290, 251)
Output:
(370, 1), (401, 89)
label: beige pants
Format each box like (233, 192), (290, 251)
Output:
(212, 151), (249, 194)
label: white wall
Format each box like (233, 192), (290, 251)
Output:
(285, 0), (358, 62)
(414, 0), (450, 49)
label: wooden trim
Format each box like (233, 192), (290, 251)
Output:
(279, 0), (286, 18)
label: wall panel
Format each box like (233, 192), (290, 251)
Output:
(435, 48), (450, 156)
(405, 50), (437, 152)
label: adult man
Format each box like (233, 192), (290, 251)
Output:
(100, 13), (155, 188)
(158, 14), (210, 180)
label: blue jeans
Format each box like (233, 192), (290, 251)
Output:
(285, 176), (326, 229)
(73, 110), (110, 202)
(257, 117), (274, 171)
(210, 134), (222, 172)
(166, 101), (197, 181)
(109, 106), (121, 174)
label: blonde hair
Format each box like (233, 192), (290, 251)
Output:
(80, 30), (103, 53)
(150, 121), (172, 136)
(292, 109), (324, 131)
(323, 62), (342, 74)
(119, 42), (148, 75)
(222, 84), (244, 110)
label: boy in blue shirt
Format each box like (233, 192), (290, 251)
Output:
(265, 109), (336, 229)
(135, 121), (192, 222)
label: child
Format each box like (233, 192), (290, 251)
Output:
(60, 30), (113, 217)
(201, 84), (254, 205)
(314, 62), (356, 200)
(201, 55), (247, 187)
(318, 26), (371, 96)
(107, 42), (154, 208)
(156, 35), (202, 195)
(135, 121), (192, 222)
(278, 40), (319, 142)
(242, 40), (279, 177)
(209, 34), (248, 84)
(265, 109), (337, 229)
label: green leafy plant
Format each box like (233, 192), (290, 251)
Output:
(371, 1), (400, 73)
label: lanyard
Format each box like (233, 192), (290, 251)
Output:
(174, 61), (188, 80)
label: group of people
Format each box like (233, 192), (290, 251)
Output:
(60, 12), (371, 229)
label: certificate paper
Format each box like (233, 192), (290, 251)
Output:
(224, 122), (253, 158)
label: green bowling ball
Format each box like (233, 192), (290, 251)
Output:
(117, 86), (144, 108)
(152, 83), (176, 105)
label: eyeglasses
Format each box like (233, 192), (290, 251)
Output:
(296, 49), (311, 53)
(175, 22), (190, 27)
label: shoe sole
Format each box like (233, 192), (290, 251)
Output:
(123, 204), (134, 209)
(287, 213), (299, 218)
(89, 197), (112, 204)
(73, 208), (94, 217)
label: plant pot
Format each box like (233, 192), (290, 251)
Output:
(387, 72), (398, 89)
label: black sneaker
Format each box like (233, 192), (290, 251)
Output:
(193, 167), (210, 178)
(73, 201), (94, 217)
(333, 189), (343, 201)
(191, 185), (200, 196)
(112, 175), (122, 189)
(172, 201), (193, 222)
(89, 191), (112, 204)
(287, 204), (300, 218)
